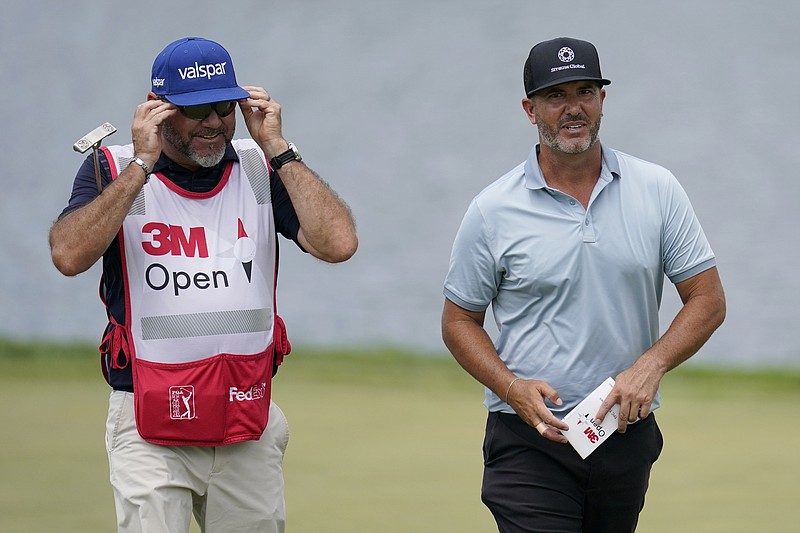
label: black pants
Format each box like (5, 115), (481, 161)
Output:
(481, 412), (663, 533)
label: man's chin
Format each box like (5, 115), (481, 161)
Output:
(191, 150), (226, 168)
(555, 136), (596, 154)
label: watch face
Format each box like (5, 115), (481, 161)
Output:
(288, 143), (302, 162)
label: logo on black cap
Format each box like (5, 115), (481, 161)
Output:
(558, 47), (575, 63)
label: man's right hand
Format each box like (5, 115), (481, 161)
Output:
(506, 378), (570, 443)
(132, 97), (176, 168)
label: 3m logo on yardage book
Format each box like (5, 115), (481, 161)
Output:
(572, 412), (609, 444)
(141, 220), (257, 296)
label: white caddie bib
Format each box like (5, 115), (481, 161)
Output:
(103, 140), (289, 446)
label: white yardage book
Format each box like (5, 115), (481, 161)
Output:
(560, 377), (620, 459)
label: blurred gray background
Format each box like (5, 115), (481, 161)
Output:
(2, 0), (797, 368)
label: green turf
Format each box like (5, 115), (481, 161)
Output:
(1, 339), (797, 532)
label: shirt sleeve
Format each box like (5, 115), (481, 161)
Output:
(59, 152), (113, 218)
(660, 172), (716, 283)
(269, 168), (304, 249)
(443, 198), (499, 312)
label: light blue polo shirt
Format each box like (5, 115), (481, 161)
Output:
(443, 144), (715, 417)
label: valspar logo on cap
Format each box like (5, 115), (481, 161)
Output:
(178, 61), (228, 81)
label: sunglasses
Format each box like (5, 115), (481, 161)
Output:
(162, 98), (237, 120)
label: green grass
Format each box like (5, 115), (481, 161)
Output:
(1, 339), (798, 532)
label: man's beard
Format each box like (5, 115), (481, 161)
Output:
(162, 121), (232, 168)
(536, 112), (602, 154)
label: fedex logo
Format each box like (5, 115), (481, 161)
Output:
(142, 223), (209, 258)
(229, 383), (266, 402)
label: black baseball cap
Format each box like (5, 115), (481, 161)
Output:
(523, 37), (611, 97)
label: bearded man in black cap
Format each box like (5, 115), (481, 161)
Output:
(442, 37), (725, 532)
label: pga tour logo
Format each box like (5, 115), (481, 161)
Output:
(170, 386), (196, 420)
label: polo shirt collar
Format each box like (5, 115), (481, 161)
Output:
(523, 143), (621, 190)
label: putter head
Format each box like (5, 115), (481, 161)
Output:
(73, 122), (117, 153)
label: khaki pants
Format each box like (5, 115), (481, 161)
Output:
(105, 390), (289, 533)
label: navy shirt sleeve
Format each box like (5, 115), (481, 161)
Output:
(59, 152), (112, 218)
(270, 168), (302, 244)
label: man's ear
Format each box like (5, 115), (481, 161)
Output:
(521, 98), (537, 125)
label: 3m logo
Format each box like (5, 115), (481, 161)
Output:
(583, 426), (600, 444)
(170, 386), (196, 420)
(576, 412), (607, 442)
(142, 223), (209, 258)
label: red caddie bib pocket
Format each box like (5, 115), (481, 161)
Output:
(133, 355), (228, 445)
(223, 351), (273, 442)
(131, 349), (274, 446)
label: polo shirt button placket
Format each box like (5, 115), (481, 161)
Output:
(582, 214), (596, 243)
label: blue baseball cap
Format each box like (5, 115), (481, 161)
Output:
(151, 37), (250, 106)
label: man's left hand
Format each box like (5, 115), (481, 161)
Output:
(595, 357), (665, 433)
(239, 85), (287, 157)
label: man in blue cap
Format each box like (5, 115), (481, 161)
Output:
(50, 37), (358, 532)
(442, 37), (725, 532)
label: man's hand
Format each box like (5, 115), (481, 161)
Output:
(506, 378), (570, 443)
(133, 98), (175, 167)
(596, 357), (665, 433)
(238, 86), (286, 157)
(597, 267), (726, 433)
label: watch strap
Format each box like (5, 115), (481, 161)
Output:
(130, 156), (152, 181)
(268, 142), (301, 170)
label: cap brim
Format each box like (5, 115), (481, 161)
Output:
(164, 86), (251, 106)
(528, 76), (611, 96)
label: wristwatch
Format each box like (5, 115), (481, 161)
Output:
(130, 156), (152, 181)
(268, 142), (302, 170)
